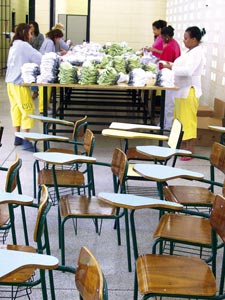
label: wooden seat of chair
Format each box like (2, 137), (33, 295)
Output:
(153, 213), (211, 245)
(163, 185), (215, 206)
(60, 195), (116, 217)
(136, 254), (216, 296)
(38, 169), (84, 186)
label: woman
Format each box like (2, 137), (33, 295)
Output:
(159, 25), (181, 130)
(52, 23), (71, 54)
(29, 21), (44, 99)
(39, 28), (64, 54)
(146, 20), (167, 126)
(5, 23), (42, 150)
(160, 25), (181, 63)
(147, 19), (167, 58)
(29, 21), (44, 50)
(164, 26), (206, 157)
(39, 28), (64, 114)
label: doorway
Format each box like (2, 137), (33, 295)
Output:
(58, 14), (88, 45)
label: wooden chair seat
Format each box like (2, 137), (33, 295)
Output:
(154, 213), (211, 245)
(60, 195), (116, 217)
(38, 169), (84, 186)
(0, 204), (9, 226)
(163, 185), (215, 206)
(136, 254), (216, 296)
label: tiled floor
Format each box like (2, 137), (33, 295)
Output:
(0, 78), (223, 299)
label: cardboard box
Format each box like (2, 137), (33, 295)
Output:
(213, 98), (225, 118)
(197, 117), (223, 129)
(196, 128), (221, 146)
(196, 98), (225, 146)
(197, 105), (213, 117)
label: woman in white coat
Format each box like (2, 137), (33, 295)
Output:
(163, 26), (206, 158)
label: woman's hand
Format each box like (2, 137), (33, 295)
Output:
(163, 62), (172, 69)
(59, 49), (67, 56)
(147, 46), (154, 52)
(159, 61), (173, 69)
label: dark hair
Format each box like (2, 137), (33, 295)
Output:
(152, 19), (167, 29)
(161, 25), (175, 37)
(185, 26), (206, 42)
(29, 21), (40, 36)
(11, 23), (31, 45)
(46, 29), (63, 43)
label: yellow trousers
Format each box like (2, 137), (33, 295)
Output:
(7, 83), (35, 129)
(39, 86), (52, 113)
(174, 87), (199, 140)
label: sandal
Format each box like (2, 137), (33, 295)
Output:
(179, 156), (192, 161)
(32, 91), (39, 100)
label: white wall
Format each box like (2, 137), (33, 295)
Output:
(37, 0), (167, 53)
(35, 0), (50, 35)
(166, 0), (225, 107)
(90, 0), (167, 50)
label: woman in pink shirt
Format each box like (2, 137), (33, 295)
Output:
(160, 25), (181, 63)
(147, 19), (167, 58)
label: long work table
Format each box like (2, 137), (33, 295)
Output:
(24, 83), (178, 133)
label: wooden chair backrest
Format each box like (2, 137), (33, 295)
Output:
(5, 154), (22, 193)
(72, 115), (88, 140)
(75, 246), (105, 300)
(83, 129), (95, 156)
(210, 142), (225, 174)
(111, 148), (128, 191)
(33, 185), (51, 243)
(167, 119), (183, 149)
(209, 143), (225, 196)
(210, 194), (225, 242)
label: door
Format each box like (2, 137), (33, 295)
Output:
(58, 14), (87, 45)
